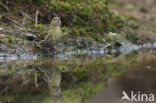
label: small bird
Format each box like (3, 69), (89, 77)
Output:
(23, 62), (62, 96)
(40, 17), (63, 48)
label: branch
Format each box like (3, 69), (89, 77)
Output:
(35, 73), (38, 88)
(0, 86), (9, 94)
(20, 10), (31, 19)
(35, 10), (39, 27)
(0, 1), (9, 12)
(2, 15), (23, 28)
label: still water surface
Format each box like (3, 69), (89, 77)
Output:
(0, 44), (156, 103)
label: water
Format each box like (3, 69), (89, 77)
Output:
(0, 43), (156, 103)
(88, 50), (156, 103)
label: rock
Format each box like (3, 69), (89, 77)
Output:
(109, 32), (118, 36)
(140, 8), (148, 13)
(0, 44), (8, 52)
(105, 43), (113, 49)
(114, 41), (122, 47)
(125, 4), (134, 10)
(0, 28), (3, 31)
(23, 32), (37, 41)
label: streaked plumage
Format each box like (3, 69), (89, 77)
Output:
(40, 17), (62, 47)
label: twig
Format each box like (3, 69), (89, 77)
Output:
(35, 73), (38, 88)
(2, 15), (23, 28)
(0, 1), (9, 12)
(0, 86), (9, 94)
(14, 25), (31, 31)
(35, 10), (39, 27)
(20, 10), (31, 19)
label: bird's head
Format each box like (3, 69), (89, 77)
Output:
(51, 17), (61, 26)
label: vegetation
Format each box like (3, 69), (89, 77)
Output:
(0, 0), (155, 103)
(0, 50), (141, 103)
(44, 0), (139, 43)
(0, 0), (139, 45)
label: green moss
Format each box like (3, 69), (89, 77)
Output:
(6, 35), (14, 43)
(35, 24), (44, 30)
(17, 0), (139, 43)
(72, 29), (80, 36)
(8, 66), (13, 73)
(85, 36), (95, 43)
(51, 1), (71, 11)
(124, 27), (139, 43)
(152, 27), (156, 32)
(0, 35), (14, 43)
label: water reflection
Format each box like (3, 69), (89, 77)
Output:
(0, 48), (156, 103)
(88, 49), (156, 103)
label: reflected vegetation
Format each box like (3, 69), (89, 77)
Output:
(0, 48), (155, 103)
